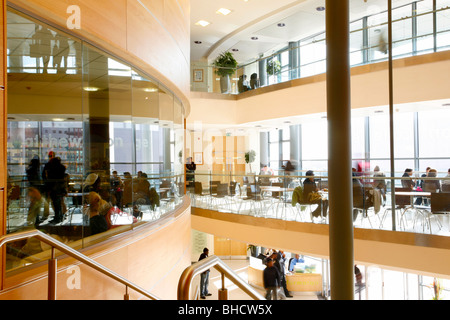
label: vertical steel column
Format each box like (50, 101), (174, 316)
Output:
(326, 0), (354, 300)
(48, 247), (57, 300)
(388, 0), (397, 231)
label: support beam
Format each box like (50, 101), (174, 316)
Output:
(326, 0), (354, 300)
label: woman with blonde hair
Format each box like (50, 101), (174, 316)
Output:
(86, 192), (109, 235)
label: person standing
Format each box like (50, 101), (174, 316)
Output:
(263, 258), (281, 300)
(186, 157), (196, 182)
(42, 154), (66, 224)
(199, 248), (212, 299)
(273, 251), (293, 298)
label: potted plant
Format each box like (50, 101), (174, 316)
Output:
(212, 51), (238, 93)
(245, 150), (256, 173)
(266, 59), (281, 76)
(247, 244), (257, 257)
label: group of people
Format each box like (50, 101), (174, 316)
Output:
(261, 249), (294, 300)
(238, 73), (260, 93)
(21, 151), (164, 235)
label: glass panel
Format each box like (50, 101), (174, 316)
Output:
(418, 108), (450, 158)
(5, 8), (185, 271)
(6, 10), (84, 269)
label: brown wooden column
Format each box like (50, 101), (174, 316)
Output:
(326, 0), (354, 300)
(0, 0), (6, 291)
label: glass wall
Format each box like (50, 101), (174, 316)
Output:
(191, 1), (450, 95)
(5, 8), (185, 271)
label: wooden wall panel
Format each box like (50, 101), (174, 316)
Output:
(8, 0), (190, 113)
(0, 198), (192, 300)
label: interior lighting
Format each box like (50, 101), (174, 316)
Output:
(277, 23), (286, 27)
(216, 8), (231, 15)
(83, 87), (99, 92)
(251, 36), (258, 40)
(316, 6), (325, 11)
(52, 118), (64, 122)
(144, 88), (158, 92)
(195, 20), (210, 27)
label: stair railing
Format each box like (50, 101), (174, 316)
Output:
(177, 255), (265, 300)
(0, 229), (159, 300)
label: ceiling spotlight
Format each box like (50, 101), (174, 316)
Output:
(83, 86), (99, 92)
(251, 36), (258, 40)
(52, 118), (64, 122)
(232, 48), (239, 52)
(194, 40), (202, 44)
(195, 20), (210, 27)
(277, 23), (286, 27)
(216, 8), (231, 15)
(316, 6), (325, 11)
(144, 88), (158, 92)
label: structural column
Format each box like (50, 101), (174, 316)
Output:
(0, 0), (6, 291)
(326, 0), (354, 300)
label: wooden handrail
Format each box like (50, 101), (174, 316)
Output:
(177, 255), (265, 300)
(0, 229), (159, 300)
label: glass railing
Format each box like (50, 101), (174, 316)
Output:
(5, 171), (185, 270)
(191, 5), (450, 95)
(188, 170), (450, 236)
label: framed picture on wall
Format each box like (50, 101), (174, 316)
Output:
(193, 69), (203, 82)
(194, 152), (203, 165)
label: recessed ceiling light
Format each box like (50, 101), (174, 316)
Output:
(374, 110), (384, 113)
(144, 88), (158, 92)
(251, 36), (258, 40)
(277, 23), (286, 27)
(316, 6), (325, 11)
(83, 87), (99, 92)
(216, 8), (231, 15)
(194, 40), (202, 44)
(195, 20), (210, 27)
(52, 118), (64, 122)
(232, 48), (239, 52)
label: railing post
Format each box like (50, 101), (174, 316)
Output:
(124, 285), (130, 300)
(48, 247), (57, 300)
(218, 272), (228, 300)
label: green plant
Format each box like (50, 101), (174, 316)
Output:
(213, 51), (238, 77)
(245, 150), (256, 164)
(266, 59), (281, 76)
(245, 150), (256, 172)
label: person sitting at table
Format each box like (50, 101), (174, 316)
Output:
(423, 168), (441, 193)
(373, 166), (387, 202)
(303, 170), (328, 219)
(352, 177), (365, 222)
(86, 191), (110, 235)
(402, 168), (423, 205)
(259, 164), (274, 185)
(288, 254), (304, 272)
(401, 168), (415, 190)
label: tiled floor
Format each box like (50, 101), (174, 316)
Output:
(198, 259), (320, 301)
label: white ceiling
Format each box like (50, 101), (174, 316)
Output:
(190, 0), (419, 65)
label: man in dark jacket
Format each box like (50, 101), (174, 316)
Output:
(263, 258), (281, 300)
(42, 154), (66, 224)
(199, 248), (212, 299)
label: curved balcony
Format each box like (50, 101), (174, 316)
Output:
(191, 4), (450, 95)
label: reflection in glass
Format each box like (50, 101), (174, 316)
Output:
(5, 9), (185, 271)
